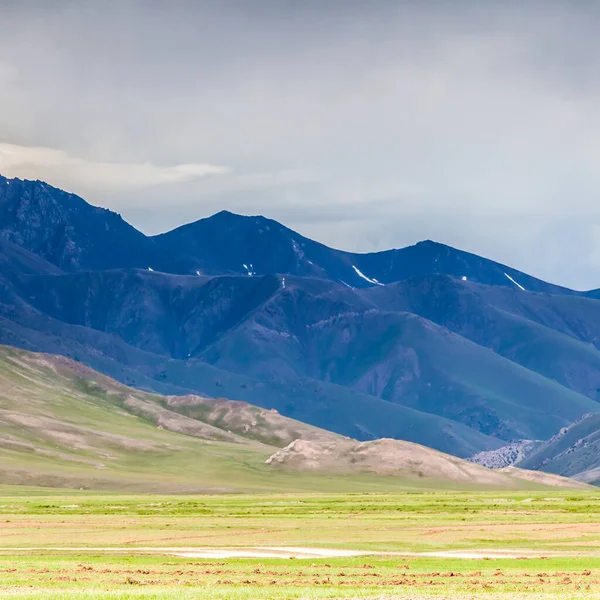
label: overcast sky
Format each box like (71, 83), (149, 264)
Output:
(1, 1), (600, 289)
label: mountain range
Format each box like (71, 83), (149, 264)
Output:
(2, 173), (600, 477)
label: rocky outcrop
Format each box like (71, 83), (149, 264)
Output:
(468, 440), (541, 469)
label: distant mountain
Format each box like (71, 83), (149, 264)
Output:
(0, 238), (63, 277)
(365, 275), (600, 400)
(0, 175), (190, 273)
(2, 173), (600, 464)
(154, 210), (572, 293)
(0, 175), (573, 293)
(3, 264), (598, 448)
(0, 268), (500, 457)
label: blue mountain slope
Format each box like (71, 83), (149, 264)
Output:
(0, 278), (499, 458)
(363, 275), (600, 399)
(1, 173), (600, 461)
(517, 414), (600, 482)
(196, 285), (599, 441)
(6, 266), (598, 443)
(0, 175), (192, 273)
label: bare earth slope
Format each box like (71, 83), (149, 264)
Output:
(0, 344), (348, 492)
(498, 466), (591, 489)
(265, 438), (590, 489)
(0, 344), (585, 491)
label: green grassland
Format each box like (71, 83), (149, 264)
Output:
(0, 345), (449, 494)
(2, 491), (600, 599)
(0, 344), (567, 493)
(2, 346), (600, 598)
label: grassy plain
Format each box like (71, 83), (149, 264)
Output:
(2, 490), (600, 598)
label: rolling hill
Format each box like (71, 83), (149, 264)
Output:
(0, 344), (576, 491)
(266, 438), (590, 489)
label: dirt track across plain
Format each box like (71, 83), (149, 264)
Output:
(0, 545), (588, 559)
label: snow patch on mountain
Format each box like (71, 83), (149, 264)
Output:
(291, 239), (305, 261)
(352, 265), (384, 286)
(504, 272), (526, 291)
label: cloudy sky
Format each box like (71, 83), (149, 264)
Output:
(1, 1), (599, 289)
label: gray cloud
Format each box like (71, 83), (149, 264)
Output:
(1, 1), (600, 288)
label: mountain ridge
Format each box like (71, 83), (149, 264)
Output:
(0, 174), (577, 293)
(3, 173), (600, 471)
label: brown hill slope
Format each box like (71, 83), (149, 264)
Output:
(266, 439), (591, 489)
(0, 344), (588, 492)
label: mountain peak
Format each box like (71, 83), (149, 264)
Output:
(0, 175), (174, 272)
(211, 209), (240, 219)
(414, 239), (445, 248)
(174, 210), (275, 232)
(207, 209), (274, 225)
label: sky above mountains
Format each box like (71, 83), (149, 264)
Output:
(0, 1), (599, 289)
